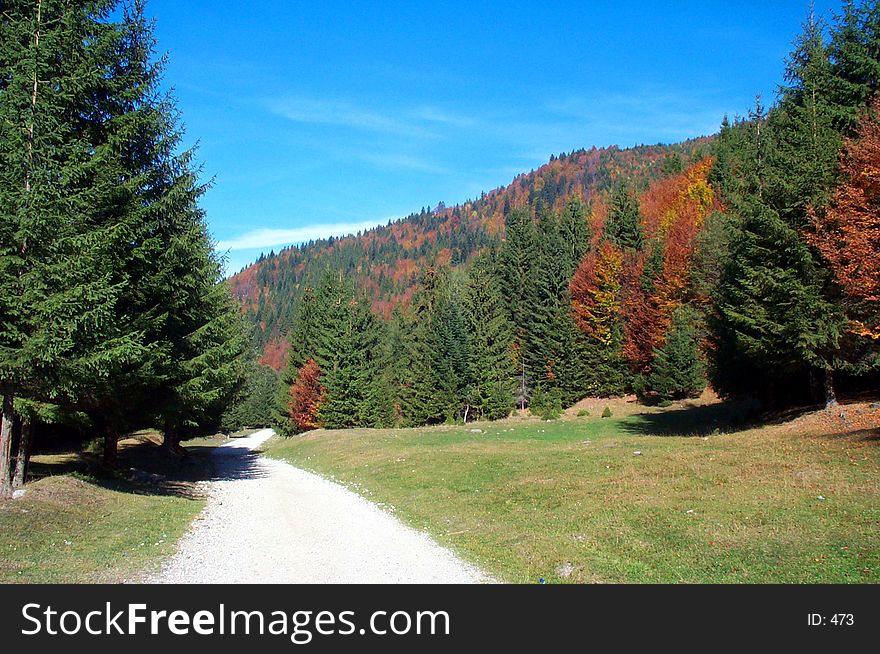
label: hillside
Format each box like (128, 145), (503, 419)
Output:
(229, 138), (714, 368)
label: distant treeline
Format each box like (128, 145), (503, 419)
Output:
(0, 1), (248, 498)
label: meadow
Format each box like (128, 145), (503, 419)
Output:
(267, 399), (880, 583)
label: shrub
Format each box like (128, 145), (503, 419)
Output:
(577, 409), (590, 417)
(530, 386), (563, 420)
(601, 406), (613, 418)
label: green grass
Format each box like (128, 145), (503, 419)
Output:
(266, 404), (880, 584)
(0, 433), (220, 583)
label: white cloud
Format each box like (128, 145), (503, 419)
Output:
(217, 219), (393, 252)
(270, 97), (431, 138)
(359, 152), (450, 174)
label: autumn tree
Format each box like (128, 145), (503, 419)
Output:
(288, 359), (324, 432)
(808, 96), (880, 345)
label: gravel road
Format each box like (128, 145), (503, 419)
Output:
(151, 429), (494, 584)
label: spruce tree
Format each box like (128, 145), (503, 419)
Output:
(0, 0), (136, 489)
(498, 208), (539, 407)
(605, 183), (644, 251)
(646, 307), (707, 400)
(558, 196), (592, 276)
(525, 209), (588, 406)
(429, 275), (471, 422)
(463, 254), (515, 421)
(711, 12), (858, 406)
(828, 0), (880, 135)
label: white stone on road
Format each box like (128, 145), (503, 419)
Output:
(152, 429), (494, 584)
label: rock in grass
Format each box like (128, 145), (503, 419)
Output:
(555, 562), (577, 578)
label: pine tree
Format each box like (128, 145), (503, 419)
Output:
(710, 11), (869, 407)
(286, 270), (384, 430)
(73, 1), (247, 459)
(525, 209), (588, 406)
(646, 307), (707, 400)
(463, 254), (515, 421)
(557, 196), (592, 276)
(396, 269), (444, 425)
(0, 0), (137, 490)
(767, 11), (843, 226)
(605, 183), (644, 251)
(222, 362), (279, 431)
(429, 275), (471, 421)
(498, 208), (539, 406)
(828, 0), (880, 134)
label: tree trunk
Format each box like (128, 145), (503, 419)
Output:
(824, 369), (838, 409)
(0, 392), (15, 498)
(102, 420), (118, 468)
(12, 416), (33, 489)
(162, 421), (184, 456)
(808, 368), (822, 404)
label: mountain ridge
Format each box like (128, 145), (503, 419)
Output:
(228, 137), (715, 369)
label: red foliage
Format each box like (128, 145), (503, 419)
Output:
(808, 98), (880, 339)
(259, 338), (290, 371)
(229, 139), (716, 357)
(572, 158), (719, 373)
(288, 359), (325, 431)
(571, 241), (624, 344)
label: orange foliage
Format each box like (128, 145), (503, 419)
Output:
(808, 98), (880, 339)
(572, 159), (719, 372)
(259, 338), (290, 371)
(231, 139), (716, 358)
(288, 359), (325, 431)
(571, 241), (624, 344)
(623, 159), (717, 371)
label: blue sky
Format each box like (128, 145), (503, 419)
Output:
(147, 0), (840, 274)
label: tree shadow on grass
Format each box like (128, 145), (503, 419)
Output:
(816, 426), (880, 444)
(618, 398), (813, 437)
(27, 438), (268, 500)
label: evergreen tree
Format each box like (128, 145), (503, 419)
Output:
(222, 362), (279, 431)
(646, 307), (707, 400)
(395, 268), (444, 425)
(429, 275), (471, 421)
(525, 209), (588, 406)
(605, 183), (644, 251)
(828, 0), (880, 134)
(463, 254), (515, 421)
(0, 0), (142, 489)
(498, 208), (539, 407)
(710, 11), (865, 406)
(557, 196), (592, 276)
(278, 270), (386, 430)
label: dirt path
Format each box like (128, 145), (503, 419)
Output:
(151, 429), (494, 584)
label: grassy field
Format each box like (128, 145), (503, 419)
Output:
(266, 399), (880, 584)
(0, 432), (227, 583)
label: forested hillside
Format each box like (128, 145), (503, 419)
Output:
(226, 1), (880, 436)
(229, 139), (712, 368)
